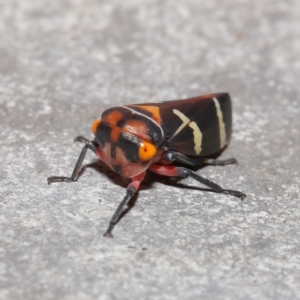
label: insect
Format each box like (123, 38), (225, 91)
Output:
(48, 93), (246, 237)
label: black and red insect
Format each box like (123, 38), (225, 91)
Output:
(48, 93), (246, 237)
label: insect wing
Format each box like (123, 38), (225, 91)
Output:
(128, 93), (232, 157)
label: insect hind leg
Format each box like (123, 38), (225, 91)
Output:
(202, 157), (238, 166)
(149, 164), (246, 200)
(186, 168), (246, 199)
(162, 150), (238, 167)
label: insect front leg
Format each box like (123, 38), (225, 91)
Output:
(162, 150), (238, 167)
(149, 164), (246, 200)
(47, 140), (98, 184)
(103, 172), (146, 238)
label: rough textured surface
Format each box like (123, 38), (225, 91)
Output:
(0, 1), (299, 299)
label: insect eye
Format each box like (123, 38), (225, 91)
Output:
(92, 119), (101, 135)
(138, 141), (157, 161)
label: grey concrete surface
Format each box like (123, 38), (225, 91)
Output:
(1, 0), (299, 299)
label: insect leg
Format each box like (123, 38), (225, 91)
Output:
(162, 151), (238, 166)
(149, 164), (246, 200)
(47, 140), (98, 184)
(73, 135), (91, 143)
(202, 158), (238, 166)
(103, 172), (146, 238)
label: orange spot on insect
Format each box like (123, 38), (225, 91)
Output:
(134, 105), (161, 124)
(103, 110), (124, 125)
(138, 141), (157, 161)
(110, 127), (121, 143)
(92, 119), (101, 135)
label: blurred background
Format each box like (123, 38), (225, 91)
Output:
(0, 1), (299, 299)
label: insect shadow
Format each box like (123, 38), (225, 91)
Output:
(78, 160), (218, 224)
